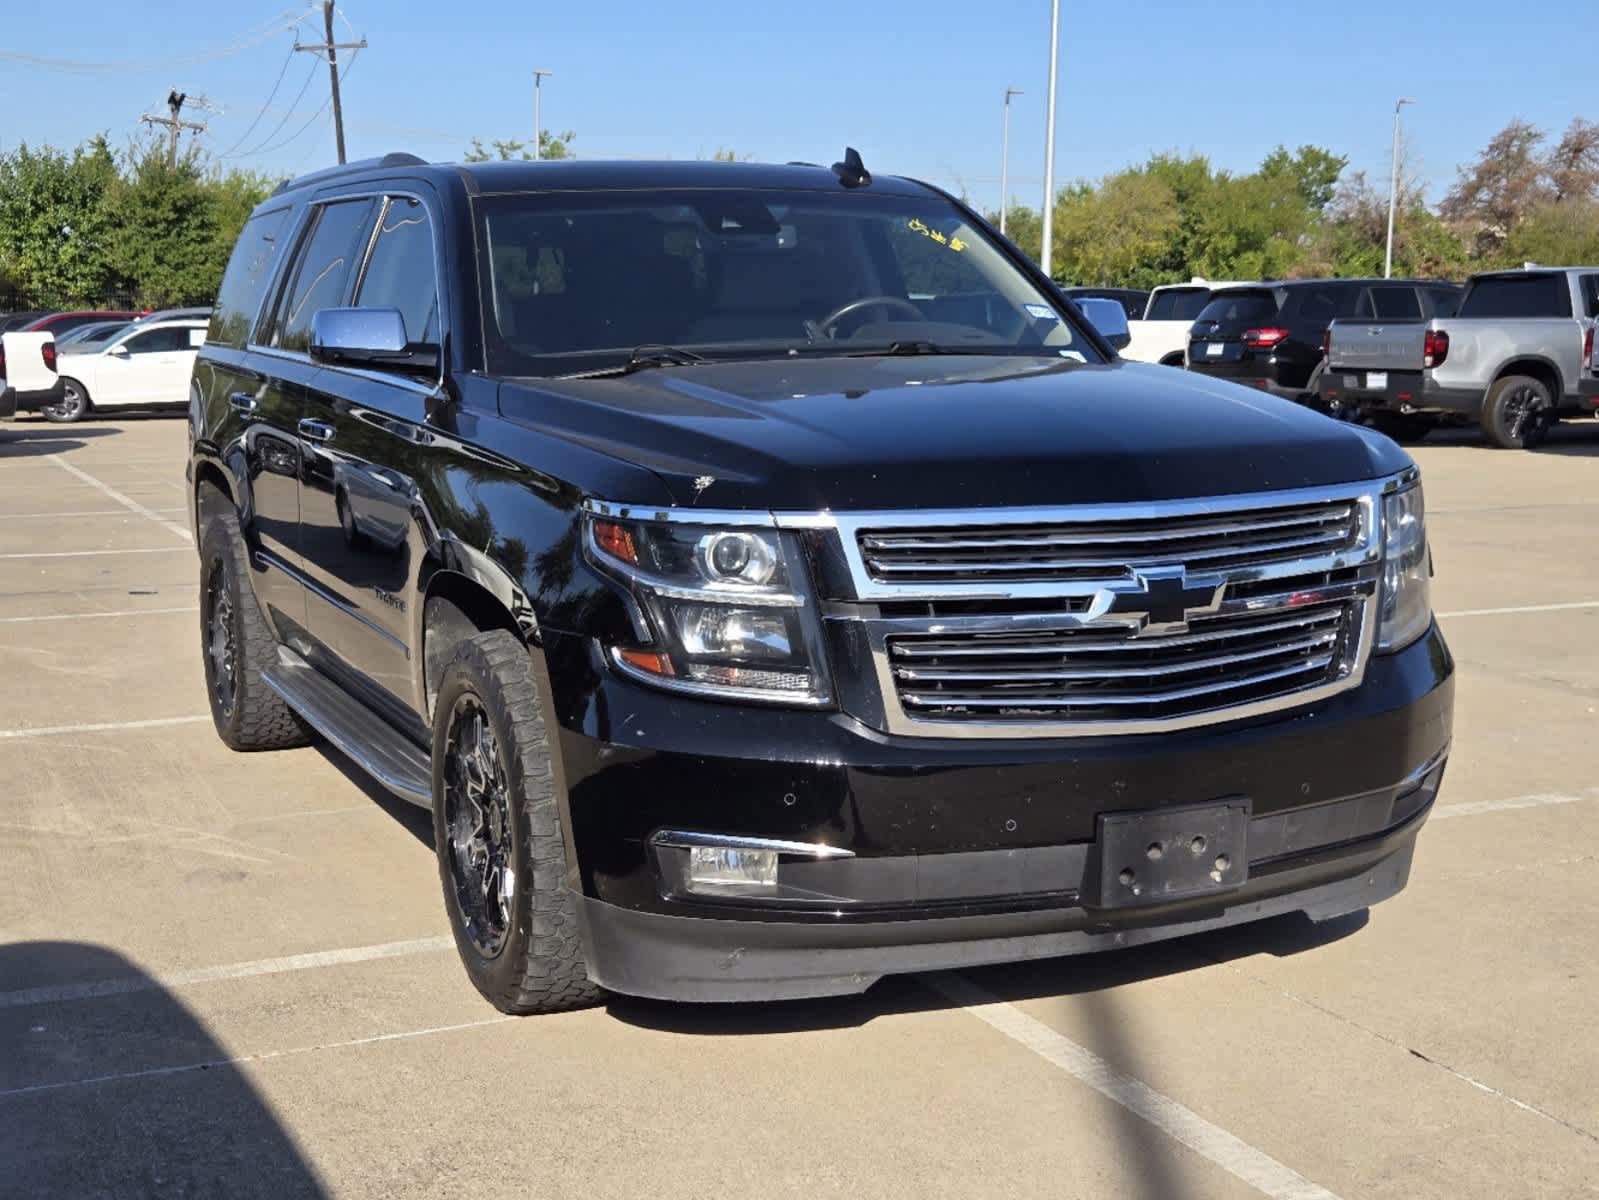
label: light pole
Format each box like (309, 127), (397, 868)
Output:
(1385, 97), (1415, 279)
(1000, 87), (1023, 236)
(532, 69), (554, 160)
(1040, 0), (1060, 278)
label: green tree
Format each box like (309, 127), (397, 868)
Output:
(1441, 119), (1548, 256)
(463, 131), (575, 162)
(0, 137), (119, 302)
(1051, 171), (1180, 285)
(1259, 144), (1347, 213)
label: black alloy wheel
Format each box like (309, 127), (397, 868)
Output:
(442, 694), (516, 958)
(204, 555), (239, 719)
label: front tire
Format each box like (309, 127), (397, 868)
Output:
(430, 630), (602, 1015)
(1480, 375), (1554, 449)
(43, 379), (89, 424)
(198, 490), (312, 751)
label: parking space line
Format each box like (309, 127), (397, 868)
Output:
(0, 716), (210, 741)
(0, 935), (453, 1011)
(1438, 600), (1599, 618)
(45, 455), (191, 543)
(1431, 788), (1597, 820)
(927, 973), (1341, 1200)
(0, 1014), (512, 1100)
(7, 508), (188, 519)
(0, 607), (198, 625)
(0, 547), (190, 559)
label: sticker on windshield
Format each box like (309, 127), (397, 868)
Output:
(1024, 304), (1058, 321)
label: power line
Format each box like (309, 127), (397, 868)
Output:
(249, 50), (360, 159)
(0, 5), (313, 76)
(140, 90), (209, 167)
(221, 57), (321, 159)
(213, 43), (300, 159)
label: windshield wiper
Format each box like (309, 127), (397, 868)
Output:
(559, 344), (710, 380)
(846, 340), (1015, 358)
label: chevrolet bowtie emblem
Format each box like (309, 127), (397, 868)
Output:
(1089, 567), (1227, 633)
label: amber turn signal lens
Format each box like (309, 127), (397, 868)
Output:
(617, 648), (674, 676)
(593, 519), (638, 565)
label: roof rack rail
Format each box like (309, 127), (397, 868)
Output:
(272, 152), (428, 196)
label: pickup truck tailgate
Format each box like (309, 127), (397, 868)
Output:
(1325, 320), (1426, 371)
(0, 331), (57, 394)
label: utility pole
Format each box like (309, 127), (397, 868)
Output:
(141, 91), (208, 167)
(1384, 98), (1415, 279)
(1000, 87), (1023, 236)
(532, 69), (554, 160)
(295, 1), (367, 164)
(1040, 0), (1060, 278)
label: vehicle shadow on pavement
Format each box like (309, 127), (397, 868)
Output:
(0, 427), (120, 458)
(1426, 424), (1599, 455)
(314, 743), (434, 848)
(605, 907), (1368, 1038)
(0, 941), (329, 1198)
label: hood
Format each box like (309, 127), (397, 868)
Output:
(496, 356), (1408, 511)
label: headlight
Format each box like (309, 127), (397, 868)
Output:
(1376, 483), (1430, 652)
(585, 509), (832, 705)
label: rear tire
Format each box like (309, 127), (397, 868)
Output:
(1480, 375), (1554, 449)
(430, 630), (602, 1015)
(197, 489), (312, 751)
(1368, 412), (1433, 444)
(43, 379), (89, 424)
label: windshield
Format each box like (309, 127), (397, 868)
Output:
(476, 188), (1096, 375)
(59, 322), (130, 350)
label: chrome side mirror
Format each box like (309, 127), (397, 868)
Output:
(309, 307), (439, 376)
(1075, 297), (1131, 352)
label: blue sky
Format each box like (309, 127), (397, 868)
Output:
(2, 0), (1588, 210)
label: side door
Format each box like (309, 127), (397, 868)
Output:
(297, 194), (444, 725)
(247, 196), (379, 644)
(89, 326), (182, 406)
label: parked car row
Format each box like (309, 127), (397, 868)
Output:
(0, 307), (210, 422)
(1073, 265), (1599, 450)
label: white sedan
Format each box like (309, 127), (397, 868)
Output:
(48, 317), (208, 423)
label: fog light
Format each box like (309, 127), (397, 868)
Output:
(688, 846), (777, 892)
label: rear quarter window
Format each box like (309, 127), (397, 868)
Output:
(1195, 290), (1278, 327)
(1146, 288), (1210, 321)
(209, 208), (290, 347)
(1459, 274), (1572, 319)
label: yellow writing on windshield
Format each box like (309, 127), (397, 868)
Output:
(907, 217), (966, 252)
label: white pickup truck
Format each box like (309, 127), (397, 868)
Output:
(1320, 266), (1599, 448)
(0, 329), (61, 420)
(1122, 278), (1256, 366)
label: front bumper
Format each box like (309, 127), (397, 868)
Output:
(547, 622), (1453, 1000)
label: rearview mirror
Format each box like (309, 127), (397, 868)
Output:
(1074, 297), (1131, 352)
(309, 307), (439, 376)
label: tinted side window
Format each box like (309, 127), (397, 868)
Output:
(210, 209), (290, 346)
(1579, 274), (1599, 318)
(1427, 287), (1461, 318)
(1285, 284), (1365, 324)
(123, 326), (193, 354)
(354, 197), (440, 345)
(270, 199), (377, 351)
(1147, 288), (1209, 321)
(1459, 274), (1571, 319)
(1370, 286), (1422, 319)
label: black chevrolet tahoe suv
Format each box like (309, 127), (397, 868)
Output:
(188, 152), (1453, 1012)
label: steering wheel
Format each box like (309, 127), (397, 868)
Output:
(815, 295), (925, 340)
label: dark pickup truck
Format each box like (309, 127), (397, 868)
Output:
(188, 152), (1453, 1012)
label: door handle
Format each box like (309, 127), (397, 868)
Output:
(228, 392), (258, 415)
(297, 418), (336, 444)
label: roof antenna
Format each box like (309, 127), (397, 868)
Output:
(831, 147), (871, 188)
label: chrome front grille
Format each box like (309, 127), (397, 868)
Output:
(888, 602), (1350, 723)
(858, 498), (1362, 585)
(804, 477), (1400, 738)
